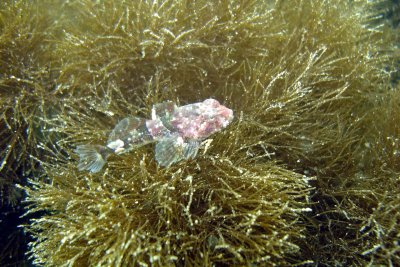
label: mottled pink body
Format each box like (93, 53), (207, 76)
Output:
(147, 98), (233, 140)
(171, 99), (233, 139)
(146, 118), (167, 138)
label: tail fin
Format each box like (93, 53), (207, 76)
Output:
(75, 145), (111, 173)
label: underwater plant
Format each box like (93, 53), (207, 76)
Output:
(25, 147), (312, 266)
(0, 0), (76, 265)
(0, 0), (397, 266)
(0, 0), (61, 265)
(21, 0), (319, 265)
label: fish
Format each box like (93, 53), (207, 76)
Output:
(75, 98), (234, 173)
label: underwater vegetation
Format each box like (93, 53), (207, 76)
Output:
(0, 0), (399, 266)
(372, 0), (400, 28)
(0, 0), (64, 264)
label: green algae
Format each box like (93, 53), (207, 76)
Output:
(0, 0), (399, 266)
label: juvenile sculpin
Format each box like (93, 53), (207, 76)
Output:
(75, 98), (234, 173)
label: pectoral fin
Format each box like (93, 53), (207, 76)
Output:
(155, 135), (199, 167)
(183, 140), (199, 160)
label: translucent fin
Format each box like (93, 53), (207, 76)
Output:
(183, 140), (200, 160)
(155, 135), (185, 167)
(152, 101), (176, 119)
(155, 136), (199, 167)
(108, 117), (148, 143)
(75, 145), (109, 173)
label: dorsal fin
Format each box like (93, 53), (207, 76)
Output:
(108, 117), (146, 143)
(152, 101), (176, 119)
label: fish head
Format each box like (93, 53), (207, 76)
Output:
(203, 99), (233, 125)
(169, 98), (234, 140)
(197, 99), (234, 136)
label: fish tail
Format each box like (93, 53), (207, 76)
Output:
(75, 145), (111, 173)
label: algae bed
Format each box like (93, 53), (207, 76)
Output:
(0, 0), (399, 266)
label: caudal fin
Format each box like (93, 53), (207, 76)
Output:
(75, 145), (110, 173)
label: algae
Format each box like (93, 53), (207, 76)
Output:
(0, 0), (399, 266)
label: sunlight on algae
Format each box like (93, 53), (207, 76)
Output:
(25, 157), (312, 266)
(0, 0), (52, 204)
(0, 0), (399, 266)
(0, 1), (66, 263)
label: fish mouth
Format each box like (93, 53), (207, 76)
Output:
(222, 107), (234, 122)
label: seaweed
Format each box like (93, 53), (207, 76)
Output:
(0, 0), (64, 265)
(0, 0), (399, 266)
